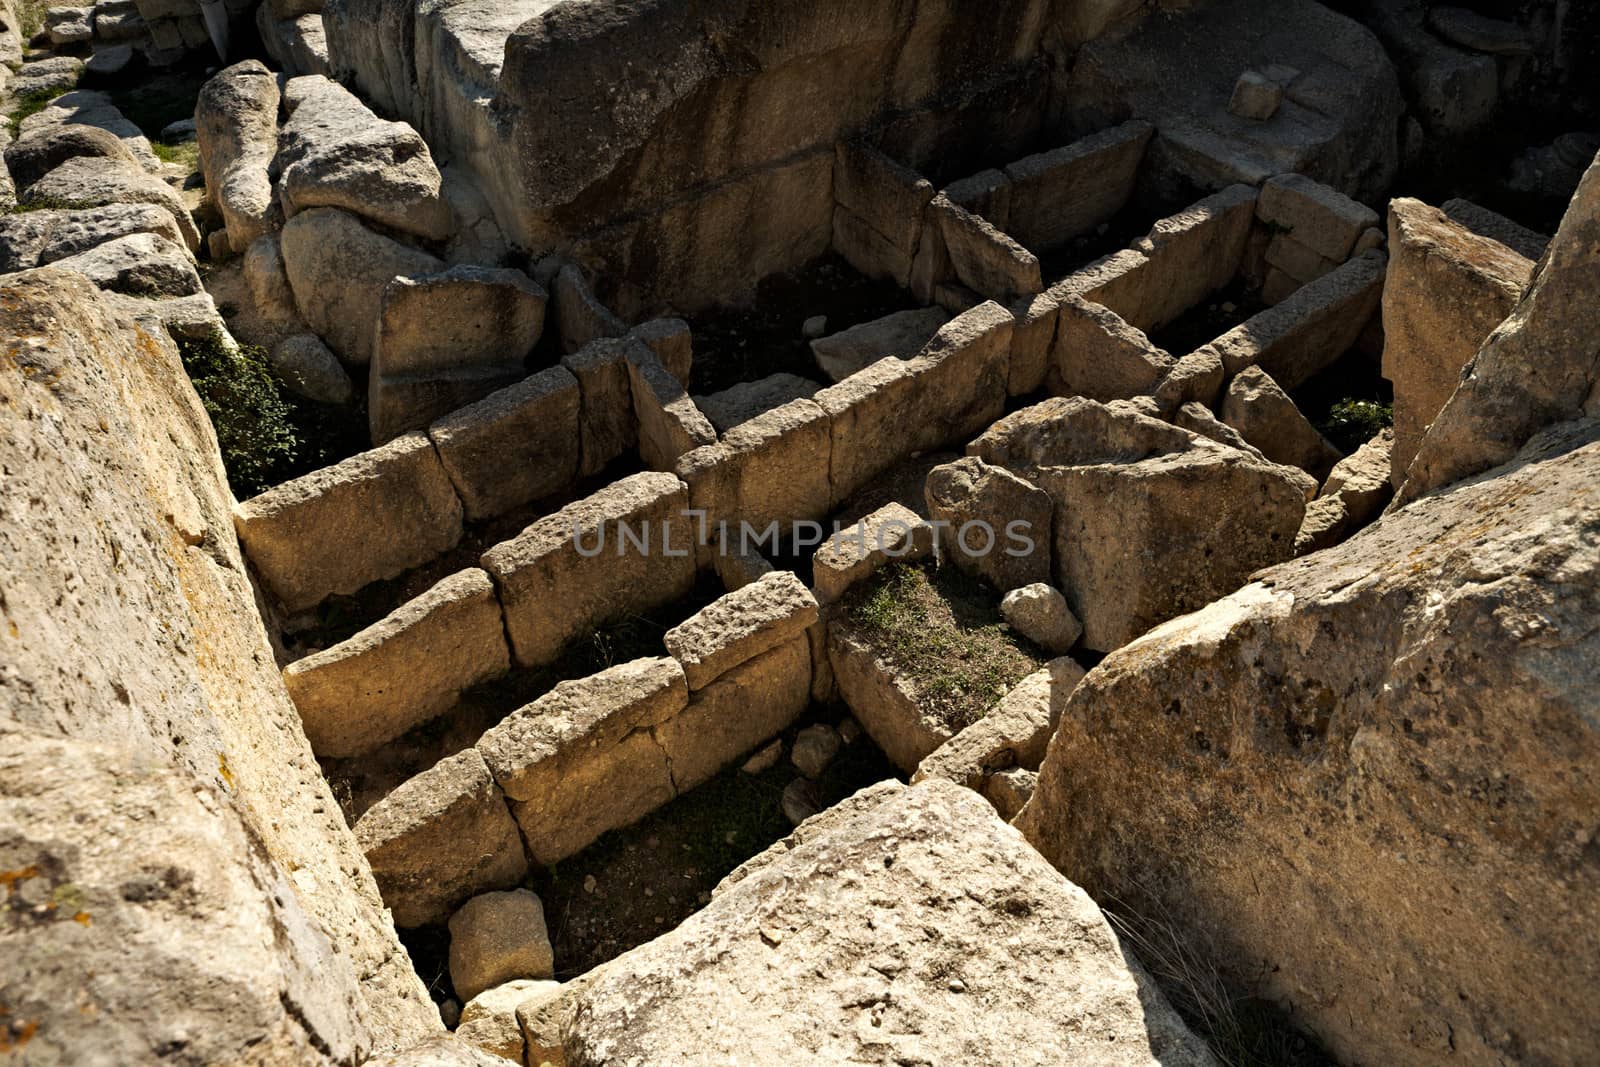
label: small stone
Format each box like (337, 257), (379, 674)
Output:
(270, 333), (353, 405)
(1000, 584), (1083, 655)
(790, 724), (843, 780)
(1229, 70), (1283, 121)
(439, 998), (461, 1029)
(838, 718), (862, 745)
(948, 979), (966, 993)
(781, 778), (823, 826)
(802, 314), (827, 339)
(582, 874), (597, 894)
(447, 889), (555, 1003)
(741, 738), (783, 775)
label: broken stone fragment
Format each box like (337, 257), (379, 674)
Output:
(455, 979), (558, 1063)
(448, 890), (555, 1003)
(1228, 70), (1282, 120)
(270, 333), (352, 405)
(664, 571), (819, 690)
(1000, 583), (1082, 654)
(790, 723), (842, 779)
(809, 306), (948, 383)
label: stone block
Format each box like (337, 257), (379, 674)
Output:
(934, 195), (1042, 302)
(814, 356), (920, 507)
(812, 502), (933, 604)
(1053, 294), (1174, 401)
(832, 140), (936, 258)
(283, 569), (510, 758)
(828, 629), (954, 773)
(626, 342), (717, 471)
(562, 337), (638, 478)
(476, 657), (687, 864)
(1001, 120), (1153, 250)
(447, 891), (554, 1003)
(899, 301), (1014, 449)
(1130, 184), (1256, 333)
(1258, 172), (1380, 262)
(480, 472), (695, 668)
(912, 657), (1086, 790)
(554, 263), (626, 354)
(1229, 71), (1283, 120)
(354, 750), (528, 928)
(695, 373), (820, 434)
(809, 306), (947, 383)
(1054, 247), (1149, 326)
(924, 457), (1052, 592)
(654, 635), (812, 793)
(942, 168), (1010, 229)
(630, 316), (693, 385)
(664, 571), (818, 689)
(1007, 288), (1061, 396)
(677, 398), (832, 536)
(234, 431), (464, 613)
(426, 367), (582, 521)
(1221, 366), (1344, 479)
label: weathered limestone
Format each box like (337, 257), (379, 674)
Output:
(455, 979), (557, 1063)
(1229, 71), (1282, 121)
(695, 373), (820, 434)
(277, 75), (454, 240)
(935, 194), (1043, 301)
(1441, 197), (1549, 262)
(630, 316), (693, 385)
(812, 502), (933, 604)
(4, 121), (138, 191)
(1001, 583), (1082, 654)
(369, 265), (548, 443)
(195, 60), (281, 252)
(284, 569), (510, 758)
(562, 337), (638, 477)
(1221, 366), (1344, 479)
(660, 571), (812, 684)
(427, 366), (581, 521)
(272, 333), (354, 405)
(627, 343), (717, 470)
(654, 634), (813, 792)
(554, 263), (627, 354)
(448, 890), (555, 1003)
(923, 456), (1053, 592)
(476, 657), (688, 863)
(828, 629), (955, 773)
(243, 233), (300, 328)
(46, 231), (201, 298)
(1018, 418), (1600, 1067)
(22, 155), (200, 251)
(234, 431), (465, 613)
(1053, 294), (1175, 401)
(912, 656), (1086, 793)
(1174, 400), (1267, 461)
(831, 140), (935, 287)
(481, 472), (695, 668)
(12, 203), (189, 270)
(566, 779), (1216, 1066)
(1381, 198), (1532, 487)
(677, 398), (833, 536)
(814, 356), (920, 507)
(355, 749), (529, 929)
(1257, 173), (1380, 262)
(809, 306), (947, 383)
(1150, 348), (1225, 414)
(1002, 121), (1153, 250)
(1295, 430), (1394, 555)
(280, 207), (444, 366)
(1202, 250), (1387, 390)
(1129, 184), (1257, 334)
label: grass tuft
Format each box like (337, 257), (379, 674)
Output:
(6, 87), (57, 138)
(1318, 397), (1393, 454)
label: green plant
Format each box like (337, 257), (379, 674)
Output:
(177, 330), (300, 499)
(7, 87), (58, 138)
(17, 0), (47, 37)
(152, 139), (200, 170)
(1319, 398), (1393, 453)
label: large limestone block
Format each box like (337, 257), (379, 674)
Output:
(277, 75), (454, 240)
(448, 890), (555, 1002)
(234, 431), (465, 613)
(0, 728), (370, 1064)
(900, 300), (1013, 450)
(1398, 152), (1600, 506)
(814, 355), (920, 507)
(566, 778), (1217, 1066)
(476, 657), (687, 864)
(0, 204), (192, 273)
(1053, 294), (1174, 401)
(196, 60), (281, 252)
(1017, 418), (1600, 1067)
(456, 979), (558, 1064)
(626, 341), (717, 471)
(1381, 198), (1532, 488)
(561, 336), (638, 477)
(1002, 120), (1153, 250)
(355, 750), (529, 929)
(1256, 173), (1380, 261)
(832, 140), (935, 281)
(1221, 366), (1344, 479)
(1322, 428), (1393, 529)
(923, 456), (1053, 592)
(809, 306), (948, 383)
(969, 395), (1195, 476)
(1204, 249), (1386, 390)
(828, 628), (954, 773)
(812, 501), (933, 605)
(480, 472), (695, 668)
(935, 194), (1043, 301)
(47, 231), (202, 298)
(695, 372), (819, 434)
(655, 634), (813, 793)
(912, 656), (1086, 791)
(283, 569), (510, 758)
(677, 397), (833, 537)
(0, 268), (436, 1047)
(1054, 247), (1149, 326)
(553, 263), (627, 354)
(1129, 184), (1256, 333)
(4, 121), (138, 191)
(22, 155), (200, 251)
(428, 366), (582, 521)
(664, 570), (818, 689)
(280, 207), (444, 366)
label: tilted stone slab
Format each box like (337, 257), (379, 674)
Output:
(695, 373), (820, 434)
(562, 337), (638, 478)
(676, 397), (833, 543)
(1053, 294), (1174, 401)
(813, 355), (921, 508)
(629, 316), (693, 385)
(354, 749), (529, 928)
(554, 263), (627, 354)
(428, 366), (581, 521)
(1002, 120), (1153, 251)
(812, 502), (933, 605)
(283, 569), (510, 758)
(476, 657), (687, 864)
(664, 571), (818, 689)
(934, 194), (1042, 302)
(481, 472), (695, 669)
(626, 342), (717, 471)
(924, 456), (1053, 593)
(235, 431), (464, 613)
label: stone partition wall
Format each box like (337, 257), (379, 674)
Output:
(324, 0), (1155, 314)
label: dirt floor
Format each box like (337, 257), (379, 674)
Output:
(1146, 277), (1265, 358)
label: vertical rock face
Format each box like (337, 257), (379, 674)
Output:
(0, 270), (439, 1057)
(1397, 150), (1600, 504)
(1017, 419), (1600, 1067)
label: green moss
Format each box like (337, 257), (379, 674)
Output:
(152, 139), (200, 171)
(1319, 398), (1393, 454)
(7, 88), (58, 138)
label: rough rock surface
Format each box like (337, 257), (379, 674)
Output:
(47, 231), (202, 297)
(448, 890), (555, 1003)
(22, 155), (200, 251)
(4, 121), (138, 191)
(566, 779), (1216, 1066)
(1000, 582), (1082, 654)
(1397, 151), (1600, 504)
(195, 60), (281, 252)
(0, 269), (438, 1055)
(1018, 418), (1600, 1066)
